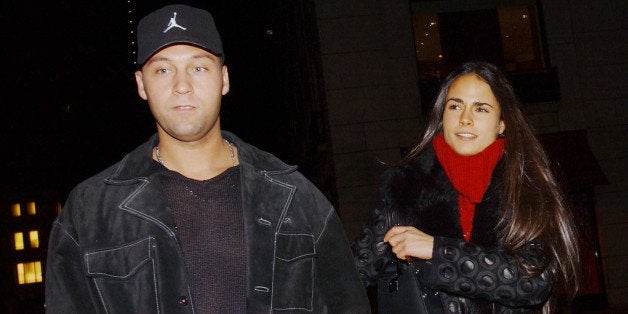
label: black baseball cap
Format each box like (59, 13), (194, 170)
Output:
(136, 4), (223, 65)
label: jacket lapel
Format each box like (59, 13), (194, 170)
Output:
(240, 163), (296, 310)
(118, 175), (177, 237)
(104, 134), (177, 237)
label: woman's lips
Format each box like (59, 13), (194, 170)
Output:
(455, 132), (477, 140)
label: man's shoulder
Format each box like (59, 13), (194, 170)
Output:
(66, 159), (131, 203)
(70, 136), (157, 194)
(74, 160), (126, 189)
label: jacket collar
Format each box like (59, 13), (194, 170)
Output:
(384, 144), (504, 209)
(383, 144), (504, 247)
(105, 131), (297, 183)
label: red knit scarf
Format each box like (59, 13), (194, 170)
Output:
(433, 135), (504, 241)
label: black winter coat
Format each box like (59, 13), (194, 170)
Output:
(45, 131), (370, 313)
(354, 145), (552, 313)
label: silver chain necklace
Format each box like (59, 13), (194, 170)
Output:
(154, 139), (237, 167)
(154, 139), (237, 203)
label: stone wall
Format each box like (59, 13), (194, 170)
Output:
(542, 0), (627, 307)
(314, 0), (422, 238)
(314, 0), (627, 308)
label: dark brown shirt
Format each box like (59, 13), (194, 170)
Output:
(159, 164), (245, 313)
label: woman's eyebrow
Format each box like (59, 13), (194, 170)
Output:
(446, 97), (463, 103)
(473, 101), (494, 108)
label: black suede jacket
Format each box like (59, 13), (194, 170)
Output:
(353, 145), (552, 313)
(45, 131), (370, 313)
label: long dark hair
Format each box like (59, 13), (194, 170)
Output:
(402, 62), (579, 311)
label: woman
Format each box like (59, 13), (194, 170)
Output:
(354, 62), (579, 313)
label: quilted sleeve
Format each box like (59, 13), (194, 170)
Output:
(352, 205), (396, 287)
(418, 236), (553, 307)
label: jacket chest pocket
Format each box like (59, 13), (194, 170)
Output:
(273, 233), (316, 311)
(85, 237), (159, 313)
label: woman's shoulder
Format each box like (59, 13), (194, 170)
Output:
(382, 146), (438, 185)
(380, 146), (446, 204)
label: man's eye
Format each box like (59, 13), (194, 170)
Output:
(194, 67), (207, 72)
(156, 68), (168, 74)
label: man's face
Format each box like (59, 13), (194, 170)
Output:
(135, 44), (229, 144)
(442, 73), (505, 156)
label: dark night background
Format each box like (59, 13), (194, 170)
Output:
(1, 0), (311, 202)
(2, 1), (336, 310)
(1, 0), (625, 312)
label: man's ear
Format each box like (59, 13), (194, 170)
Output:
(135, 70), (148, 100)
(221, 65), (230, 96)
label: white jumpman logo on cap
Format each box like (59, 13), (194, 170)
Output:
(164, 12), (187, 33)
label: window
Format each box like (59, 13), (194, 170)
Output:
(14, 232), (24, 250)
(27, 201), (36, 215)
(17, 261), (43, 284)
(29, 230), (40, 248)
(413, 13), (443, 78)
(498, 5), (542, 71)
(56, 202), (63, 215)
(411, 0), (546, 79)
(411, 0), (555, 110)
(12, 203), (21, 217)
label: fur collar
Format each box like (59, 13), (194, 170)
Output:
(380, 145), (504, 247)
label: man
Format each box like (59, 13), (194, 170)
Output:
(45, 4), (369, 313)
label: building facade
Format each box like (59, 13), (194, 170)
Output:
(314, 0), (626, 309)
(0, 198), (59, 313)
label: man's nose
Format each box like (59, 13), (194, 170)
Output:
(173, 72), (192, 94)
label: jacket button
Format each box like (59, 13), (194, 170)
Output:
(178, 296), (189, 306)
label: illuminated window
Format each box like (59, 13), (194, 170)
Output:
(498, 5), (542, 71)
(412, 13), (443, 78)
(12, 203), (21, 217)
(29, 231), (40, 248)
(16, 264), (24, 284)
(411, 0), (552, 111)
(27, 201), (37, 215)
(412, 1), (545, 75)
(14, 232), (24, 250)
(17, 261), (43, 284)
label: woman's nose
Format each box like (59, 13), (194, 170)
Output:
(459, 109), (473, 126)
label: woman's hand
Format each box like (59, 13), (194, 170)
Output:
(384, 226), (435, 260)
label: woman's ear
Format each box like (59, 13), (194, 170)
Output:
(498, 120), (506, 135)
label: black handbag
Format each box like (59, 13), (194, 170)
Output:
(377, 260), (443, 314)
(376, 208), (444, 314)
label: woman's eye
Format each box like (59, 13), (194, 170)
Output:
(476, 106), (489, 113)
(156, 68), (168, 74)
(448, 104), (460, 110)
(194, 67), (207, 72)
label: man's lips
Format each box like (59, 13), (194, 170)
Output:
(173, 105), (196, 110)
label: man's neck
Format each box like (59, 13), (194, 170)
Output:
(154, 133), (238, 181)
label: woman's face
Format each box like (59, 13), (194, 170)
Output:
(442, 73), (505, 156)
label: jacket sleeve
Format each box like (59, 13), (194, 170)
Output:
(352, 204), (395, 287)
(315, 207), (372, 313)
(45, 198), (96, 313)
(418, 236), (553, 307)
